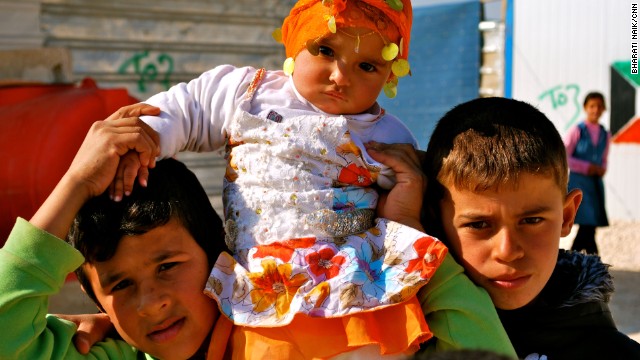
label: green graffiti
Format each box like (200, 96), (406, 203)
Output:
(118, 51), (174, 93)
(538, 84), (581, 130)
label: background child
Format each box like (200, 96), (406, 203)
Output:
(115, 0), (517, 357)
(420, 97), (640, 359)
(563, 91), (611, 254)
(0, 118), (231, 359)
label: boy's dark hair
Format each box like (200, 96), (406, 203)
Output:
(583, 91), (606, 108)
(421, 97), (567, 240)
(67, 158), (225, 309)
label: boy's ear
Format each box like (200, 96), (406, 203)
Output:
(560, 189), (583, 237)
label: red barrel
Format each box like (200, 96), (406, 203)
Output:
(0, 78), (138, 243)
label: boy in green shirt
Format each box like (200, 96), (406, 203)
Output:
(0, 116), (227, 359)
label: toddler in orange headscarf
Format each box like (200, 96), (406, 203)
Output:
(117, 0), (517, 358)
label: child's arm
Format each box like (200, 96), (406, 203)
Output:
(0, 220), (143, 359)
(107, 66), (255, 200)
(0, 118), (159, 359)
(563, 124), (601, 175)
(104, 103), (161, 201)
(31, 118), (159, 237)
(138, 65), (253, 158)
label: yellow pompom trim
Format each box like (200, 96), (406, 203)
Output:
(381, 43), (399, 61)
(272, 28), (283, 43)
(283, 57), (295, 76)
(383, 78), (398, 98)
(391, 59), (410, 78)
(325, 15), (337, 33)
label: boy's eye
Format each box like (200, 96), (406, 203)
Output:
(466, 221), (489, 230)
(112, 279), (132, 292)
(159, 262), (178, 272)
(522, 217), (542, 225)
(318, 45), (334, 57)
(359, 62), (376, 72)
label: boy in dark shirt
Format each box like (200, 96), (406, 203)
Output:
(421, 97), (640, 359)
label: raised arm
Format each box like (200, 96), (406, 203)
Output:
(30, 117), (159, 237)
(103, 103), (161, 201)
(0, 117), (159, 359)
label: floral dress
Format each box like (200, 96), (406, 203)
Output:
(204, 69), (447, 328)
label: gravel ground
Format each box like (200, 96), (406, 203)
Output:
(560, 221), (640, 272)
(595, 221), (640, 272)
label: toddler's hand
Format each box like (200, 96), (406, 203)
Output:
(30, 116), (160, 239)
(109, 151), (147, 201)
(105, 103), (160, 122)
(365, 142), (426, 231)
(106, 103), (161, 201)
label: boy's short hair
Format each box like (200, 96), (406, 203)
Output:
(422, 97), (568, 235)
(67, 158), (225, 308)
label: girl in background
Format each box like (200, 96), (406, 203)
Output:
(564, 91), (610, 255)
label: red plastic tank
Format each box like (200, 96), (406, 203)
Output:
(0, 78), (138, 244)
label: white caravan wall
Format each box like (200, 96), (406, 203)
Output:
(512, 0), (639, 220)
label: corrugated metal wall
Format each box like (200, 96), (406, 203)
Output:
(512, 0), (639, 220)
(0, 0), (295, 214)
(378, 1), (482, 149)
(40, 0), (293, 100)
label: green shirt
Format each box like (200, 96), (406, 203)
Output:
(418, 252), (517, 357)
(0, 218), (153, 360)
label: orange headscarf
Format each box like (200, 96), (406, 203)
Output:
(281, 0), (412, 61)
